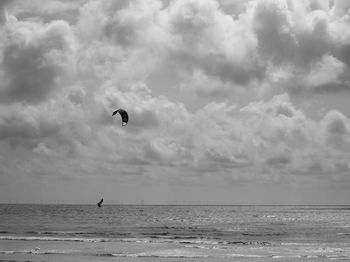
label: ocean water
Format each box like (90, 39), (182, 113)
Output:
(0, 205), (350, 261)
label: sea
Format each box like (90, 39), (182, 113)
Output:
(0, 205), (350, 261)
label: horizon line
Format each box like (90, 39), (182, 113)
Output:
(1, 203), (349, 206)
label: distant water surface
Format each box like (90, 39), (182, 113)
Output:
(1, 205), (350, 261)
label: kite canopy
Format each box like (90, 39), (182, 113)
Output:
(112, 109), (128, 126)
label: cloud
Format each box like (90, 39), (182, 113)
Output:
(0, 19), (75, 104)
(243, 0), (350, 97)
(0, 0), (12, 24)
(323, 110), (348, 135)
(252, 0), (297, 64)
(74, 0), (350, 99)
(0, 97), (94, 158)
(238, 94), (350, 177)
(167, 0), (264, 86)
(304, 55), (348, 92)
(241, 93), (303, 118)
(0, 104), (60, 148)
(96, 83), (161, 129)
(105, 0), (165, 47)
(321, 110), (350, 151)
(333, 161), (349, 173)
(265, 153), (291, 167)
(331, 0), (350, 17)
(10, 0), (81, 24)
(200, 147), (252, 171)
(2, 0), (350, 204)
(251, 0), (333, 66)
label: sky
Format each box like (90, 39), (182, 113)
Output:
(1, 0), (350, 205)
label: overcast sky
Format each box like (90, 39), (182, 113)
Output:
(1, 0), (350, 204)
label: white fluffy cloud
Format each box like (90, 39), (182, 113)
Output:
(1, 0), (350, 204)
(1, 19), (75, 104)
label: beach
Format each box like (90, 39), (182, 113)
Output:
(1, 205), (350, 261)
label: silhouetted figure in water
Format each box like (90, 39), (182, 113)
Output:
(97, 198), (103, 208)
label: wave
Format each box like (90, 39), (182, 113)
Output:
(1, 229), (223, 240)
(0, 234), (271, 247)
(0, 249), (72, 255)
(271, 255), (303, 259)
(110, 253), (210, 258)
(2, 249), (350, 260)
(109, 249), (211, 258)
(23, 231), (132, 238)
(0, 248), (211, 259)
(110, 252), (350, 260)
(0, 250), (210, 259)
(0, 227), (280, 246)
(0, 235), (221, 245)
(225, 240), (270, 246)
(25, 231), (87, 235)
(4, 250), (350, 260)
(281, 242), (316, 246)
(241, 232), (287, 237)
(224, 254), (266, 258)
(0, 236), (108, 243)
